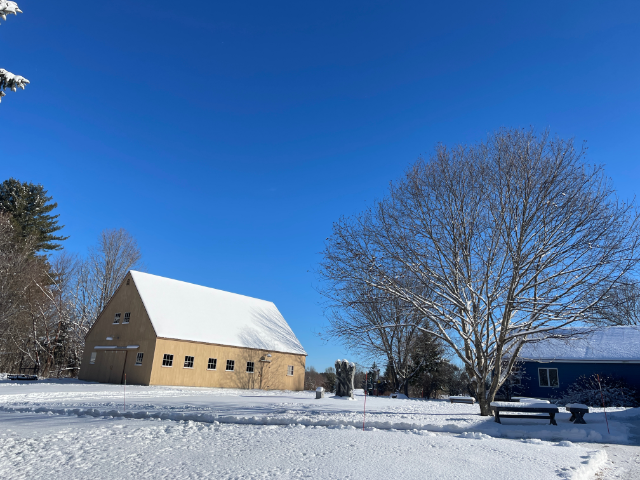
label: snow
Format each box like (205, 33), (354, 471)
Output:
(491, 401), (558, 409)
(0, 379), (627, 479)
(519, 326), (640, 362)
(389, 393), (409, 399)
(450, 395), (475, 401)
(0, 413), (609, 480)
(518, 397), (551, 404)
(567, 404), (590, 410)
(130, 271), (306, 355)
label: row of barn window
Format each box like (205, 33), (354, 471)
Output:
(113, 313), (131, 324)
(162, 354), (294, 376)
(90, 352), (295, 377)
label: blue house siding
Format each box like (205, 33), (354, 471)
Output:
(518, 362), (640, 399)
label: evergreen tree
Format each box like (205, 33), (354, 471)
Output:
(0, 178), (68, 252)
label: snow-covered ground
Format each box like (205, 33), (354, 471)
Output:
(1, 378), (638, 479)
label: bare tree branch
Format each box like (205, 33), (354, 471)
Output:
(319, 128), (640, 415)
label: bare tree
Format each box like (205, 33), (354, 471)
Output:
(71, 228), (144, 334)
(0, 222), (144, 376)
(303, 366), (326, 391)
(325, 287), (440, 396)
(320, 128), (640, 415)
(0, 213), (68, 376)
(588, 277), (640, 326)
(0, 213), (32, 331)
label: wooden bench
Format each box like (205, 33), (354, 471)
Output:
(565, 404), (589, 424)
(449, 396), (475, 405)
(7, 374), (38, 381)
(490, 401), (559, 425)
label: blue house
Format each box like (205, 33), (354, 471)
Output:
(515, 326), (640, 399)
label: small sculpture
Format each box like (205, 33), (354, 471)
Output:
(335, 359), (356, 399)
(316, 386), (325, 399)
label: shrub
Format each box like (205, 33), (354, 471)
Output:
(554, 374), (639, 408)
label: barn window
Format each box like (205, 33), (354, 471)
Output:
(207, 358), (217, 370)
(162, 354), (174, 367)
(184, 356), (194, 368)
(226, 360), (235, 371)
(123, 312), (131, 324)
(538, 368), (559, 387)
(90, 352), (97, 364)
(113, 313), (121, 324)
(126, 279), (130, 285)
(135, 353), (144, 365)
(287, 365), (294, 376)
(246, 361), (254, 373)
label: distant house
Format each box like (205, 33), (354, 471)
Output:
(79, 271), (307, 390)
(514, 326), (640, 399)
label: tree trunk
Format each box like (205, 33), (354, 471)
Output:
(476, 383), (493, 416)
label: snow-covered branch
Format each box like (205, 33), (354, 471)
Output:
(0, 2), (29, 103)
(0, 0), (22, 22)
(0, 68), (29, 101)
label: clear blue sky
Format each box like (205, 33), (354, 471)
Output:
(3, 1), (639, 371)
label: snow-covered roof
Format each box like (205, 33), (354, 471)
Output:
(518, 326), (640, 363)
(131, 271), (307, 356)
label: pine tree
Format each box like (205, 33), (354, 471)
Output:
(0, 178), (68, 252)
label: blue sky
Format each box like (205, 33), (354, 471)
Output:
(3, 1), (639, 371)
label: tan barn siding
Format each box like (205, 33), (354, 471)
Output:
(79, 273), (157, 385)
(149, 338), (306, 390)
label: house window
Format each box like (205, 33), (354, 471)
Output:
(287, 365), (294, 376)
(126, 279), (130, 285)
(184, 356), (194, 368)
(246, 361), (254, 373)
(113, 313), (121, 324)
(123, 312), (131, 324)
(90, 352), (97, 364)
(226, 360), (235, 371)
(207, 358), (217, 370)
(135, 353), (144, 365)
(162, 354), (174, 367)
(538, 368), (559, 387)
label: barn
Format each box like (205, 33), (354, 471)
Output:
(514, 326), (640, 399)
(79, 271), (307, 390)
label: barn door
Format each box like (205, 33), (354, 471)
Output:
(97, 351), (127, 384)
(109, 351), (127, 384)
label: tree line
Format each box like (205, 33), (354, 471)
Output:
(319, 128), (640, 415)
(0, 178), (143, 377)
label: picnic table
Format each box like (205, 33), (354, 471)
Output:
(565, 403), (589, 424)
(449, 396), (475, 405)
(490, 401), (559, 425)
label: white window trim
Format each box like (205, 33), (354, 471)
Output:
(123, 312), (131, 324)
(162, 354), (174, 368)
(246, 361), (255, 373)
(207, 358), (217, 371)
(113, 313), (121, 324)
(90, 352), (97, 365)
(184, 356), (195, 369)
(538, 367), (559, 388)
(135, 353), (144, 366)
(226, 360), (235, 372)
(287, 365), (294, 376)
